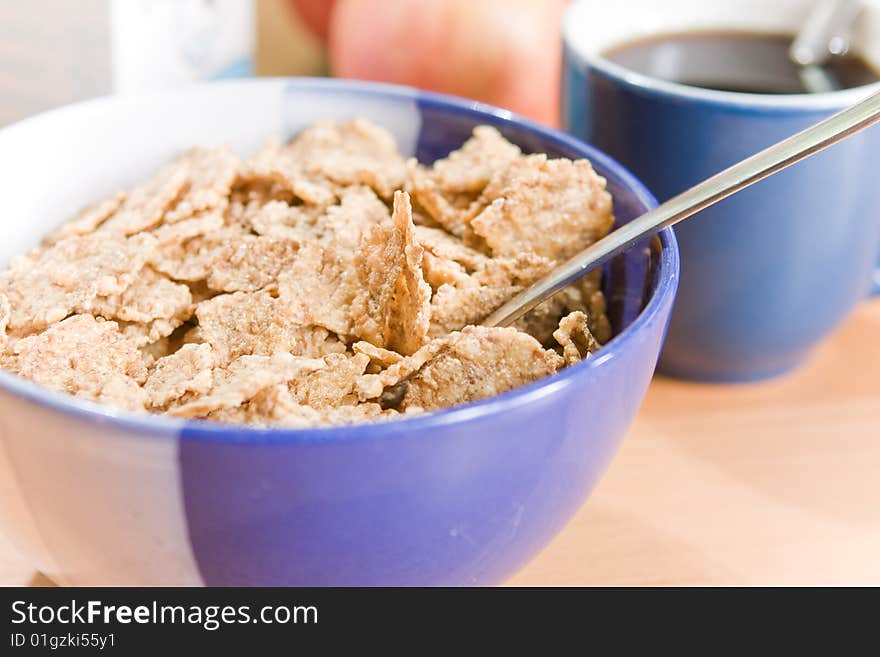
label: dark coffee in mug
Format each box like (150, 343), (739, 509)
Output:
(603, 31), (880, 94)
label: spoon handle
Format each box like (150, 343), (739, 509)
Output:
(790, 0), (861, 67)
(482, 88), (880, 328)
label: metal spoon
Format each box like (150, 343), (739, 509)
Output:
(790, 0), (861, 93)
(482, 88), (880, 328)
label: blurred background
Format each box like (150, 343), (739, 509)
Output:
(0, 0), (567, 127)
(2, 0), (879, 588)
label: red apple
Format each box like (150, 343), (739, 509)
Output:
(329, 0), (568, 126)
(286, 0), (337, 42)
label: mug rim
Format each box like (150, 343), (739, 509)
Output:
(0, 77), (680, 445)
(562, 0), (880, 111)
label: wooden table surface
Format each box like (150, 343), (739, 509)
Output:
(510, 298), (880, 586)
(2, 299), (877, 586)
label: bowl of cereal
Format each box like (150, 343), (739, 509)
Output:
(0, 78), (677, 585)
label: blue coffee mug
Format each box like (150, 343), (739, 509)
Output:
(562, 0), (880, 381)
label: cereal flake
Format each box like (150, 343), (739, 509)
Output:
(195, 290), (344, 365)
(91, 266), (193, 325)
(44, 192), (126, 245)
(1, 233), (157, 334)
(207, 235), (301, 292)
(429, 252), (553, 336)
(352, 341), (404, 369)
(399, 326), (563, 411)
(292, 352), (371, 409)
(169, 352), (325, 418)
(6, 314), (148, 410)
(100, 160), (189, 235)
(553, 311), (601, 365)
(470, 155), (614, 261)
(288, 119), (407, 199)
(351, 191), (431, 355)
(277, 242), (358, 336)
(144, 343), (215, 408)
(430, 125), (521, 193)
(164, 147), (240, 223)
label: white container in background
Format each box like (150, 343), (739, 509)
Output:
(110, 0), (254, 93)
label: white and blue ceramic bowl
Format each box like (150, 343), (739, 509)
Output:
(0, 79), (678, 586)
